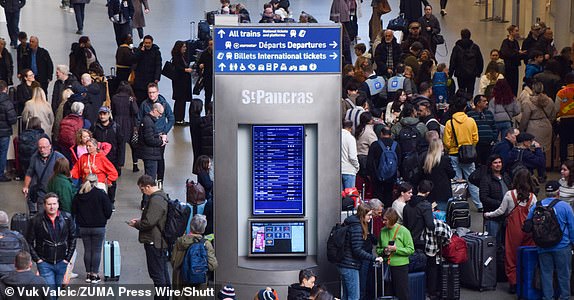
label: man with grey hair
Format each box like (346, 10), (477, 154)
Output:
(171, 214), (218, 291)
(51, 64), (79, 114)
(139, 102), (167, 181)
(0, 211), (29, 276)
(22, 36), (53, 94)
(80, 73), (103, 124)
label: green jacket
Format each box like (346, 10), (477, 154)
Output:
(376, 224), (415, 266)
(135, 190), (167, 249)
(171, 233), (217, 298)
(47, 174), (76, 213)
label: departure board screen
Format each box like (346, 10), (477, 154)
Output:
(252, 125), (304, 216)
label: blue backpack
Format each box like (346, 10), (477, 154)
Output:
(376, 140), (398, 182)
(181, 239), (209, 285)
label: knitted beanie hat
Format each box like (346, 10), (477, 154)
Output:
(218, 285), (236, 300)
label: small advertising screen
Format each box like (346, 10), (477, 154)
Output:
(252, 125), (304, 216)
(249, 220), (306, 257)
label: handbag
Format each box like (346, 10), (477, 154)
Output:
(432, 34), (445, 45)
(193, 75), (205, 95)
(130, 127), (140, 147)
(375, 0), (392, 15)
(161, 60), (176, 80)
(450, 120), (477, 164)
(408, 249), (427, 273)
(387, 13), (408, 31)
(186, 179), (206, 205)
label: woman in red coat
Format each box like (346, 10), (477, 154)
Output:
(71, 138), (118, 191)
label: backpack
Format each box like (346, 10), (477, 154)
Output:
(58, 115), (84, 148)
(181, 238), (209, 284)
(376, 140), (398, 182)
(0, 231), (24, 267)
(161, 195), (192, 251)
(425, 118), (445, 138)
(524, 199), (564, 248)
(326, 223), (348, 263)
(460, 45), (478, 77)
(397, 123), (420, 154)
(400, 152), (421, 183)
(509, 149), (529, 178)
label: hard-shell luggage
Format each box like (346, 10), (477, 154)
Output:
(440, 263), (460, 299)
(186, 22), (207, 66)
(374, 263), (396, 299)
(198, 20), (211, 42)
(10, 213), (28, 235)
(516, 246), (541, 299)
(408, 272), (426, 300)
(446, 200), (470, 228)
(460, 233), (497, 291)
(103, 241), (121, 281)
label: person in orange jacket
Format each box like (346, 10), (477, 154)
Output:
(70, 137), (118, 190)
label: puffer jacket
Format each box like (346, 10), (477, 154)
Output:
(488, 98), (520, 123)
(338, 215), (377, 270)
(25, 211), (77, 264)
(287, 284), (311, 300)
(133, 43), (162, 90)
(443, 112), (479, 155)
(0, 92), (17, 137)
(138, 113), (164, 160)
(402, 195), (435, 249)
(479, 171), (512, 222)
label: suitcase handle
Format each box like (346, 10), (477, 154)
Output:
(190, 21), (196, 40)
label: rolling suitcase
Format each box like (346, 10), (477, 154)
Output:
(408, 272), (426, 300)
(106, 67), (119, 96)
(186, 22), (207, 66)
(460, 233), (497, 291)
(446, 200), (470, 228)
(516, 246), (541, 300)
(373, 263), (396, 299)
(10, 213), (28, 236)
(103, 241), (121, 281)
(440, 263), (460, 299)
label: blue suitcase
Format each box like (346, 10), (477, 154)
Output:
(408, 272), (426, 300)
(103, 241), (121, 281)
(516, 246), (572, 299)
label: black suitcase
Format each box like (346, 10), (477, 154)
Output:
(460, 233), (497, 291)
(440, 263), (460, 299)
(198, 20), (211, 42)
(106, 67), (119, 96)
(10, 213), (29, 236)
(186, 22), (207, 65)
(446, 200), (470, 228)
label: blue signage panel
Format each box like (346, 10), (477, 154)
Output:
(252, 125), (304, 216)
(214, 27), (341, 74)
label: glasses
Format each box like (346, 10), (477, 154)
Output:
(26, 73), (34, 77)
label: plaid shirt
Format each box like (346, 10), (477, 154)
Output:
(422, 219), (452, 258)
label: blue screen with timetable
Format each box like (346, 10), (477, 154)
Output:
(252, 125), (304, 216)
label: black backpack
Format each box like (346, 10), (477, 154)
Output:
(524, 199), (563, 248)
(460, 44), (478, 77)
(509, 149), (529, 178)
(326, 223), (348, 263)
(161, 195), (192, 251)
(397, 123), (420, 154)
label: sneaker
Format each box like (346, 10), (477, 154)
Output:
(85, 274), (93, 283)
(440, 9), (447, 16)
(70, 272), (79, 279)
(68, 7), (74, 13)
(91, 275), (101, 284)
(133, 163), (139, 172)
(112, 204), (116, 212)
(76, 30), (83, 35)
(0, 176), (11, 182)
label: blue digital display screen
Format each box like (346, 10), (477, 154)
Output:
(252, 125), (304, 216)
(250, 220), (306, 256)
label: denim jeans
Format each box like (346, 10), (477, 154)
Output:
(0, 136), (9, 177)
(37, 260), (68, 299)
(144, 244), (170, 300)
(338, 266), (360, 300)
(495, 121), (512, 141)
(485, 219), (504, 246)
(342, 174), (356, 190)
(538, 246), (572, 300)
(80, 227), (106, 273)
(359, 260), (373, 300)
(4, 10), (19, 47)
(143, 159), (159, 180)
(449, 156), (482, 209)
(72, 3), (85, 31)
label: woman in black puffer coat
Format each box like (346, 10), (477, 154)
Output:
(480, 154), (512, 244)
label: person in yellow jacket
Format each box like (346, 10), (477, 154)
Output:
(443, 96), (482, 211)
(555, 73), (574, 163)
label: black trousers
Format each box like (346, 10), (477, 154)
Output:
(373, 179), (395, 209)
(113, 22), (132, 47)
(456, 76), (476, 95)
(426, 255), (440, 297)
(559, 118), (574, 162)
(476, 143), (492, 166)
(390, 265), (409, 300)
(73, 4), (85, 31)
(144, 244), (170, 300)
(173, 100), (186, 122)
(440, 0), (448, 9)
(505, 65), (519, 96)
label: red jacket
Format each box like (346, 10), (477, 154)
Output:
(71, 151), (118, 184)
(69, 142), (112, 166)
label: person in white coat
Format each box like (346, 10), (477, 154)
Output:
(342, 120), (360, 190)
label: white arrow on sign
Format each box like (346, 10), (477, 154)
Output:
(218, 63), (226, 71)
(330, 53), (338, 59)
(329, 41), (338, 48)
(218, 30), (226, 38)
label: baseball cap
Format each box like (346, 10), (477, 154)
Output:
(98, 106), (111, 113)
(516, 133), (535, 143)
(545, 180), (560, 193)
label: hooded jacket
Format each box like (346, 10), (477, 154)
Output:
(0, 270), (49, 300)
(449, 38), (484, 78)
(443, 112), (478, 155)
(402, 195), (434, 249)
(287, 283), (311, 300)
(171, 233), (217, 294)
(70, 150), (118, 184)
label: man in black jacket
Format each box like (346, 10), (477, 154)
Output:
(107, 0), (134, 47)
(449, 29), (483, 94)
(22, 37), (53, 94)
(0, 0), (25, 48)
(0, 251), (49, 300)
(139, 102), (166, 180)
(51, 65), (79, 115)
(133, 35), (161, 105)
(0, 211), (29, 276)
(0, 80), (16, 182)
(287, 269), (316, 300)
(92, 106), (124, 209)
(374, 30), (402, 78)
(26, 193), (76, 294)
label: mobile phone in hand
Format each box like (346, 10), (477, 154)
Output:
(388, 241), (395, 246)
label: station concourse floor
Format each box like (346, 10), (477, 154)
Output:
(0, 0), (563, 299)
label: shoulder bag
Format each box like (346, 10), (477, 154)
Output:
(450, 120), (477, 164)
(161, 60), (176, 80)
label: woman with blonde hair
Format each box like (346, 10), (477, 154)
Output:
(22, 87), (54, 135)
(52, 88), (75, 140)
(422, 138), (455, 210)
(70, 138), (117, 192)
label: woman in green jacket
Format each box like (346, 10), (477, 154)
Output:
(376, 207), (415, 300)
(47, 157), (76, 213)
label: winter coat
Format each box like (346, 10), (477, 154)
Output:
(533, 70), (561, 100)
(107, 0), (134, 24)
(0, 48), (13, 86)
(171, 233), (217, 296)
(135, 190), (168, 249)
(391, 116), (427, 140)
(199, 115), (213, 157)
(329, 0), (350, 23)
(443, 112), (479, 155)
(519, 93), (555, 151)
(400, 0), (429, 23)
(111, 91), (138, 143)
(402, 195), (435, 249)
(91, 120), (124, 166)
(492, 138), (514, 169)
(26, 211), (77, 264)
(21, 99), (54, 135)
(508, 147), (545, 174)
(422, 154), (455, 204)
(15, 82), (33, 115)
(418, 14), (440, 47)
(133, 43), (162, 90)
(500, 38), (523, 68)
(51, 74), (79, 114)
(479, 171), (512, 220)
(171, 54), (192, 102)
(338, 214), (377, 270)
(82, 82), (104, 125)
(287, 284), (311, 300)
(449, 38), (484, 79)
(69, 43), (99, 80)
(138, 113), (163, 160)
(0, 270), (49, 300)
(47, 174), (76, 213)
(21, 48), (53, 86)
(72, 187), (112, 228)
(197, 170), (212, 201)
(488, 98), (520, 123)
(367, 137), (402, 183)
(137, 94), (175, 134)
(356, 124), (377, 156)
(374, 38), (402, 76)
(17, 128), (47, 172)
(131, 0), (148, 28)
(0, 92), (16, 137)
(0, 0), (25, 12)
(70, 151), (118, 184)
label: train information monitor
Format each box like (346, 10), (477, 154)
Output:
(252, 125), (304, 216)
(249, 220), (307, 256)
